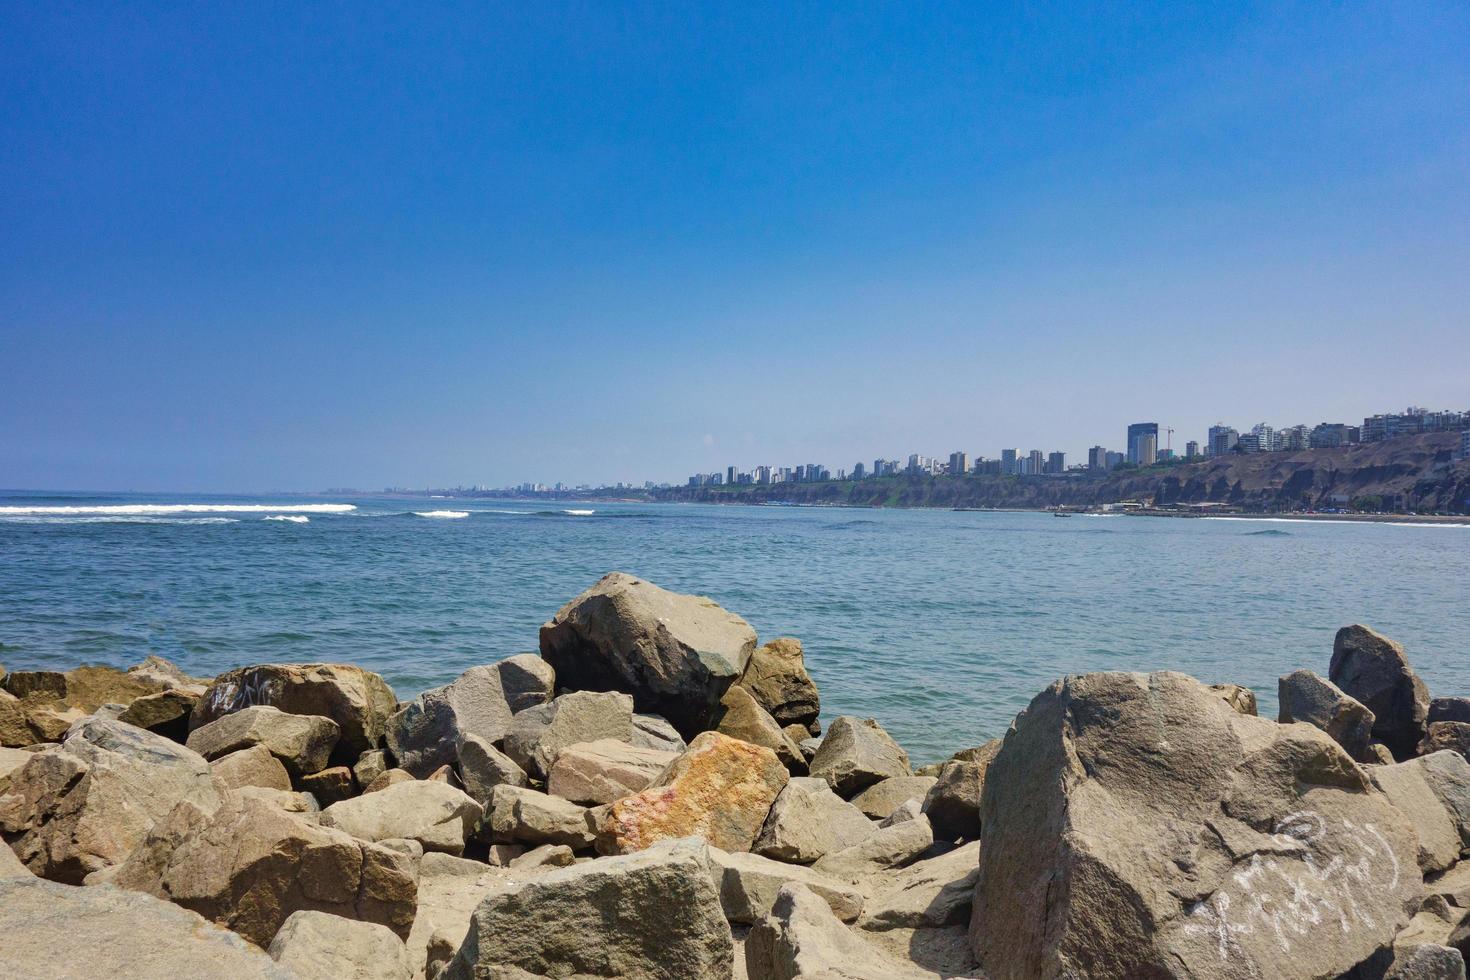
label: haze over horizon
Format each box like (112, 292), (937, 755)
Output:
(3, 3), (1468, 493)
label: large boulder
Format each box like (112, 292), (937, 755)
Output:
(110, 792), (418, 947)
(117, 687), (205, 742)
(716, 684), (807, 774)
(708, 845), (865, 924)
(807, 716), (911, 797)
(0, 716), (220, 882)
(320, 779), (483, 855)
(598, 731), (789, 855)
(501, 690), (634, 782)
(483, 784), (595, 849)
(921, 740), (1002, 841)
(546, 737), (676, 805)
(456, 733), (528, 805)
(385, 657), (555, 778)
(406, 853), (521, 979)
(267, 909), (412, 980)
(0, 876), (292, 978)
(1278, 668), (1377, 761)
(858, 840), (980, 932)
(746, 882), (928, 980)
(185, 704), (339, 778)
(443, 836), (733, 980)
(1422, 721), (1470, 762)
(753, 776), (876, 864)
(1330, 625), (1430, 760)
(811, 809), (933, 882)
(210, 744), (293, 792)
(850, 775), (938, 821)
(971, 671), (1423, 980)
(738, 637), (821, 735)
(1369, 750), (1470, 874)
(631, 712), (687, 753)
(1431, 697), (1470, 725)
(539, 572), (757, 739)
(191, 663), (397, 762)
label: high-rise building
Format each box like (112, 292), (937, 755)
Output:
(1185, 440), (1200, 459)
(1088, 446), (1109, 471)
(1105, 451), (1125, 470)
(1027, 450), (1045, 475)
(1001, 449), (1019, 475)
(1250, 423), (1277, 453)
(852, 462), (866, 480)
(948, 451), (969, 476)
(727, 466), (736, 485)
(1127, 423), (1159, 465)
(1207, 425), (1239, 457)
(1046, 452), (1066, 474)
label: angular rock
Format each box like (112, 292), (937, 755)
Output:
(738, 637), (821, 734)
(0, 717), (220, 882)
(0, 876), (292, 978)
(786, 725), (818, 760)
(599, 731), (789, 855)
(191, 663), (397, 762)
(717, 683), (807, 774)
(210, 744), (292, 791)
(850, 775), (938, 821)
(0, 744), (34, 792)
(753, 776), (876, 864)
(1366, 741), (1399, 764)
(539, 572), (757, 739)
(457, 732), (528, 805)
(406, 852), (521, 978)
(1432, 697), (1470, 725)
(321, 779), (482, 855)
(111, 793), (418, 947)
(237, 785), (322, 814)
(186, 704), (340, 778)
(632, 712), (687, 753)
(746, 882), (927, 980)
(509, 843), (576, 869)
(443, 836), (733, 980)
(1278, 668), (1376, 761)
(859, 840), (980, 932)
(366, 768), (414, 793)
(971, 670), (1423, 980)
(1383, 945), (1468, 980)
(921, 739), (1001, 842)
(1, 669), (68, 700)
(546, 737), (675, 805)
(127, 654), (207, 690)
(300, 765), (357, 805)
(502, 690), (634, 782)
(484, 784), (595, 849)
(811, 811), (933, 882)
(385, 656), (554, 778)
(708, 846), (865, 924)
(354, 748), (389, 788)
(0, 687), (32, 746)
(117, 686), (204, 742)
(1208, 682), (1259, 715)
(1331, 624), (1430, 760)
(807, 716), (911, 797)
(268, 909), (412, 980)
(880, 797), (922, 826)
(1424, 721), (1470, 762)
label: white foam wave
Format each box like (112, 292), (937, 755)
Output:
(263, 515), (310, 523)
(563, 509), (595, 516)
(0, 503), (355, 516)
(415, 510), (469, 519)
(0, 515), (240, 525)
(1202, 516), (1470, 529)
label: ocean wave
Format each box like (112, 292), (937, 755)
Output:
(415, 510), (469, 519)
(264, 515), (310, 524)
(1245, 528), (1291, 537)
(562, 509), (595, 516)
(1204, 516), (1470, 529)
(0, 503), (355, 516)
(0, 515), (240, 525)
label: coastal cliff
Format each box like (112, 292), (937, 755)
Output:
(652, 432), (1470, 513)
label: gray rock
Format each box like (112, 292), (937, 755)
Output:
(191, 663), (397, 763)
(1208, 682), (1259, 715)
(443, 836), (733, 980)
(546, 737), (675, 805)
(365, 768), (415, 793)
(1331, 624), (1430, 760)
(268, 909), (413, 980)
(354, 748), (389, 788)
(385, 657), (554, 778)
(117, 686), (203, 742)
(708, 846), (865, 924)
(0, 716), (220, 882)
(858, 840), (980, 932)
(110, 792), (418, 947)
(406, 852), (523, 979)
(1366, 742), (1399, 764)
(737, 637), (821, 734)
(0, 876), (292, 979)
(631, 712), (687, 753)
(457, 732), (528, 805)
(1423, 721), (1470, 762)
(1370, 754), (1469, 873)
(971, 670), (1423, 980)
(849, 776), (938, 821)
(299, 764), (357, 805)
(509, 843), (577, 869)
(921, 740), (1001, 841)
(1432, 697), (1470, 725)
(484, 784), (595, 849)
(1384, 945), (1467, 980)
(185, 704), (340, 778)
(209, 744), (292, 791)
(812, 811), (933, 882)
(320, 779), (483, 855)
(745, 882), (928, 980)
(754, 776), (876, 864)
(716, 682), (807, 774)
(1278, 668), (1376, 760)
(807, 716), (911, 797)
(502, 690), (634, 782)
(539, 572), (757, 739)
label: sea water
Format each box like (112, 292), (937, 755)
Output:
(2, 490), (1467, 761)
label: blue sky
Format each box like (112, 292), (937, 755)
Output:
(2, 3), (1467, 491)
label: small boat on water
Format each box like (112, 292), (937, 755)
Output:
(1053, 511), (1073, 517)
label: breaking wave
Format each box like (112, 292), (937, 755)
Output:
(414, 510), (469, 519)
(0, 503), (355, 516)
(264, 515), (310, 524)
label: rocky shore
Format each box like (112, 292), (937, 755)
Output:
(4, 572), (1470, 978)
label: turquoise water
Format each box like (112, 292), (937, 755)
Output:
(2, 491), (1468, 762)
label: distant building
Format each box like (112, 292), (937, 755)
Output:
(1088, 446), (1109, 471)
(1185, 440), (1200, 459)
(851, 462), (866, 480)
(1250, 423), (1277, 453)
(1461, 429), (1470, 460)
(1280, 425), (1311, 451)
(727, 466), (736, 485)
(1135, 432), (1157, 466)
(1127, 423), (1159, 465)
(1105, 451), (1125, 470)
(1001, 449), (1019, 475)
(1046, 451), (1066, 474)
(1310, 423), (1353, 448)
(1362, 407), (1468, 443)
(1207, 425), (1239, 457)
(948, 451), (969, 476)
(1237, 433), (1261, 453)
(1026, 449), (1045, 475)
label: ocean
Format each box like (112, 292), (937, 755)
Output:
(2, 490), (1467, 762)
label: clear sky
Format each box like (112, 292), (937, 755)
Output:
(2, 3), (1467, 492)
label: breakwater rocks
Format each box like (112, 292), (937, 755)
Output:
(3, 573), (1470, 978)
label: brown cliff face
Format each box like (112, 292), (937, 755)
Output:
(655, 432), (1469, 513)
